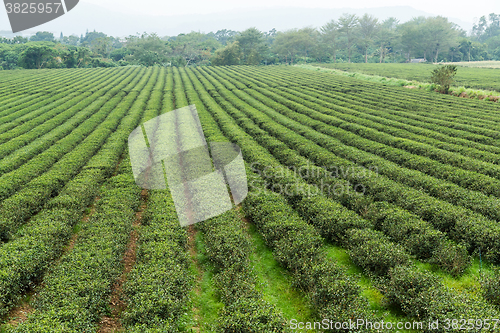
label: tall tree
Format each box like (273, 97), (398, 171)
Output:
(125, 33), (168, 66)
(30, 32), (55, 42)
(211, 41), (242, 65)
(473, 13), (500, 42)
(0, 44), (20, 69)
(358, 14), (379, 63)
(272, 28), (318, 64)
(214, 29), (239, 45)
(376, 17), (399, 63)
(19, 43), (55, 69)
(11, 36), (28, 44)
(398, 18), (427, 61)
(62, 35), (80, 46)
(76, 47), (91, 67)
(425, 16), (460, 62)
(321, 19), (340, 63)
(338, 13), (359, 63)
(272, 29), (300, 64)
(169, 32), (221, 66)
(298, 27), (319, 63)
(236, 28), (268, 65)
(91, 37), (113, 58)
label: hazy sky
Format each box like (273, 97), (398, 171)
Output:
(82, 0), (499, 23)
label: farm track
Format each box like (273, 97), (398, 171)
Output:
(97, 189), (148, 333)
(0, 66), (499, 331)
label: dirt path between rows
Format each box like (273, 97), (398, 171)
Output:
(188, 225), (202, 333)
(97, 189), (148, 333)
(4, 195), (102, 328)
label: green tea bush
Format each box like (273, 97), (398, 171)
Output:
(346, 228), (411, 277)
(481, 267), (500, 306)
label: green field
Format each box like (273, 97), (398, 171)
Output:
(312, 62), (500, 92)
(441, 61), (500, 68)
(0, 66), (500, 332)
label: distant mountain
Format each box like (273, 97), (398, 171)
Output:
(0, 3), (473, 37)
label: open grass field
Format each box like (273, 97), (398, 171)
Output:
(0, 66), (500, 332)
(440, 61), (500, 68)
(312, 63), (500, 92)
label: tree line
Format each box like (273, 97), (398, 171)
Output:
(1, 12), (500, 69)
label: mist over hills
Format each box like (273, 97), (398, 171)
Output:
(0, 2), (473, 37)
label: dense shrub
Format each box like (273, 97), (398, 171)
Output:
(346, 228), (411, 277)
(481, 267), (500, 306)
(243, 190), (373, 323)
(217, 299), (291, 332)
(385, 266), (440, 319)
(429, 240), (471, 277)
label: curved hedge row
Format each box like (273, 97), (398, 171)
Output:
(262, 66), (500, 127)
(268, 85), (500, 186)
(195, 67), (471, 273)
(217, 79), (500, 222)
(121, 191), (193, 332)
(186, 66), (500, 327)
(0, 68), (118, 142)
(0, 69), (156, 318)
(243, 189), (373, 326)
(202, 67), (500, 267)
(181, 67), (375, 329)
(235, 66), (500, 150)
(0, 74), (130, 176)
(0, 69), (83, 106)
(12, 161), (142, 333)
(0, 68), (136, 198)
(0, 69), (149, 240)
(226, 66), (500, 169)
(174, 67), (290, 332)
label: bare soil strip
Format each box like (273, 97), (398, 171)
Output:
(5, 296), (33, 327)
(188, 225), (202, 333)
(97, 189), (147, 333)
(3, 194), (102, 327)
